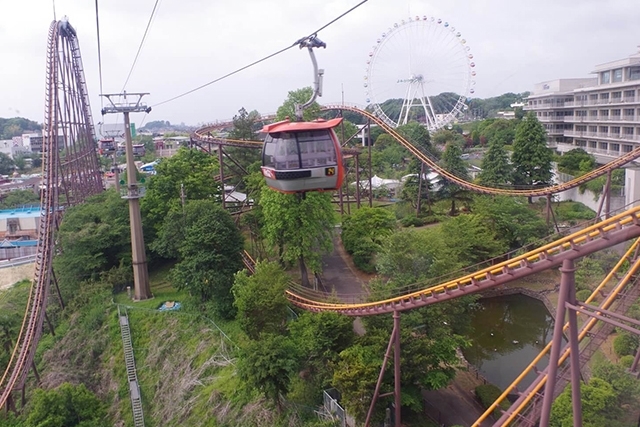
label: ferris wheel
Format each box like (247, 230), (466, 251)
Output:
(365, 16), (476, 131)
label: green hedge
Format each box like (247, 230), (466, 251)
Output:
(475, 384), (509, 418)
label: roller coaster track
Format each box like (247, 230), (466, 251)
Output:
(0, 19), (102, 410)
(320, 104), (640, 197)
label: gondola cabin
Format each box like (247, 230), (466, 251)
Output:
(98, 138), (115, 153)
(261, 117), (344, 193)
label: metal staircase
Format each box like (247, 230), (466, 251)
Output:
(118, 306), (145, 427)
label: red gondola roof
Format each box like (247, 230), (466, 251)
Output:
(262, 117), (343, 134)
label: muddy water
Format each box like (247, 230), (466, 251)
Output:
(462, 294), (557, 391)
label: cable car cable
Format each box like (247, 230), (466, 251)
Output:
(152, 0), (370, 108)
(94, 0), (104, 111)
(122, 0), (162, 92)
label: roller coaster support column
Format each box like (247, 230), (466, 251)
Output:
(364, 310), (402, 427)
(218, 144), (225, 210)
(540, 258), (581, 426)
(355, 153), (361, 209)
(101, 92), (153, 301)
(605, 170), (612, 219)
(367, 120), (373, 208)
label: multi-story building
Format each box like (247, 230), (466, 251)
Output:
(526, 48), (640, 162)
(525, 48), (640, 207)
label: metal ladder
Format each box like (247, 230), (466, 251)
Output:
(118, 306), (145, 427)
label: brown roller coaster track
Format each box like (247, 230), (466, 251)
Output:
(0, 19), (103, 410)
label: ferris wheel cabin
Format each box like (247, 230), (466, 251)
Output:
(261, 117), (344, 193)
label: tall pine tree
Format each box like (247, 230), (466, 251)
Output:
(478, 139), (513, 186)
(511, 112), (553, 201)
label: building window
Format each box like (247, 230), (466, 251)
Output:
(599, 142), (608, 150)
(613, 69), (623, 83)
(589, 141), (597, 148)
(629, 66), (640, 81)
(599, 126), (609, 134)
(623, 145), (633, 153)
(611, 126), (621, 136)
(601, 71), (611, 84)
(600, 93), (610, 102)
(624, 127), (634, 136)
(612, 109), (621, 118)
(624, 90), (635, 100)
(589, 126), (597, 133)
(624, 108), (634, 119)
(7, 219), (19, 234)
(610, 143), (620, 152)
(612, 91), (622, 100)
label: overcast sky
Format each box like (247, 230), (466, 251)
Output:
(1, 0), (639, 129)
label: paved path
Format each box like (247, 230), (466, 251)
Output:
(318, 236), (369, 304)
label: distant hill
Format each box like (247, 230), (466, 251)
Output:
(0, 117), (41, 139)
(139, 120), (194, 133)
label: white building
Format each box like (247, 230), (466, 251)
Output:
(525, 47), (640, 206)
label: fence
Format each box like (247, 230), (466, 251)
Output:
(323, 389), (347, 427)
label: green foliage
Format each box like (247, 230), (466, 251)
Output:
(576, 289), (592, 302)
(332, 344), (381, 423)
(226, 107), (262, 170)
(473, 196), (549, 251)
(53, 191), (132, 292)
(397, 122), (433, 155)
(140, 148), (220, 239)
(550, 378), (620, 427)
(237, 333), (299, 412)
(575, 257), (605, 291)
(437, 141), (471, 215)
(167, 200), (244, 317)
(341, 207), (396, 273)
(552, 201), (596, 223)
(613, 332), (639, 357)
(591, 358), (640, 406)
(260, 189), (334, 285)
(475, 384), (509, 417)
(478, 139), (513, 186)
(0, 152), (15, 175)
(556, 148), (596, 176)
(0, 117), (40, 139)
(232, 261), (289, 339)
(376, 229), (437, 285)
(399, 215), (425, 227)
(0, 189), (40, 209)
(439, 215), (507, 266)
(618, 355), (635, 369)
(467, 93), (530, 119)
(25, 383), (107, 427)
(276, 87), (321, 122)
(511, 113), (553, 191)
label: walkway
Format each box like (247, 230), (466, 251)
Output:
(318, 235), (370, 303)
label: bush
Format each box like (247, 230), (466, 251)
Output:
(475, 384), (509, 417)
(613, 333), (639, 357)
(576, 289), (592, 302)
(619, 355), (635, 369)
(400, 215), (425, 227)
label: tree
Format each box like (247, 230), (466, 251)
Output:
(473, 196), (549, 251)
(141, 148), (220, 239)
(25, 383), (107, 427)
(0, 189), (40, 209)
(332, 344), (382, 423)
(556, 148), (596, 176)
(436, 141), (471, 215)
(276, 87), (321, 122)
(237, 333), (299, 413)
(226, 107), (262, 170)
(53, 191), (132, 293)
(341, 207), (396, 273)
(591, 358), (640, 406)
(511, 112), (553, 201)
(439, 214), (507, 265)
(397, 121), (433, 155)
(260, 189), (334, 287)
(0, 153), (15, 175)
(550, 378), (620, 427)
(232, 261), (289, 339)
(478, 139), (513, 186)
(167, 200), (244, 317)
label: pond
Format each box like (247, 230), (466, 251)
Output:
(462, 294), (558, 391)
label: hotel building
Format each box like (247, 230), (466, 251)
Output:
(525, 48), (640, 206)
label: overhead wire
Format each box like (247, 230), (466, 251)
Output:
(122, 0), (162, 92)
(152, 0), (370, 108)
(95, 0), (104, 111)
